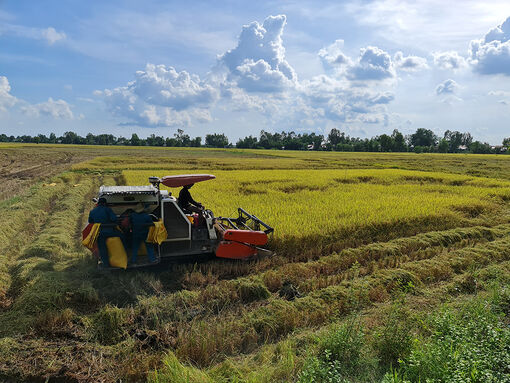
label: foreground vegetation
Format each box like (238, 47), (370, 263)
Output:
(0, 144), (509, 382)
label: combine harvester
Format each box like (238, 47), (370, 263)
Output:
(82, 174), (273, 268)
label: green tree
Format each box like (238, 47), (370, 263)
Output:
(116, 136), (129, 146)
(146, 134), (164, 146)
(462, 132), (473, 147)
(258, 130), (274, 149)
(61, 131), (80, 144)
(328, 128), (346, 146)
(130, 133), (141, 146)
(96, 134), (116, 145)
(444, 130), (463, 152)
(237, 135), (258, 149)
(190, 137), (202, 147)
(35, 134), (48, 144)
(411, 128), (437, 148)
(469, 141), (492, 154)
(205, 133), (229, 147)
(174, 129), (191, 147)
(391, 129), (407, 152)
(443, 131), (472, 153)
(438, 139), (449, 153)
(378, 134), (394, 152)
(282, 131), (303, 150)
(165, 137), (177, 147)
(85, 133), (96, 145)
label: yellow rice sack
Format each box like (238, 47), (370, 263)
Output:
(106, 237), (128, 269)
(138, 241), (147, 256)
(147, 220), (167, 244)
(82, 223), (101, 250)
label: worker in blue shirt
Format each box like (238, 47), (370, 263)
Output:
(130, 204), (156, 264)
(88, 197), (123, 267)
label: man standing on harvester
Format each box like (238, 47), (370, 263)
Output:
(178, 184), (203, 214)
(130, 204), (156, 264)
(88, 197), (122, 267)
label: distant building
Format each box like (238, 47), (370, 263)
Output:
(492, 145), (507, 153)
(458, 145), (468, 151)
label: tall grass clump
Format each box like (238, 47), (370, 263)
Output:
(149, 352), (210, 383)
(372, 300), (414, 368)
(298, 319), (377, 383)
(384, 289), (510, 383)
(88, 304), (128, 345)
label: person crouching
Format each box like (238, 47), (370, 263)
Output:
(88, 197), (124, 267)
(130, 204), (156, 264)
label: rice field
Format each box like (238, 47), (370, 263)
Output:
(124, 168), (510, 255)
(0, 144), (509, 382)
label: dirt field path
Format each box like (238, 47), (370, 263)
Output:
(0, 146), (93, 201)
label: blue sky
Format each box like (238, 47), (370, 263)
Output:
(1, 0), (510, 144)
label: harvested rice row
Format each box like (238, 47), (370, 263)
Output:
(149, 259), (510, 383)
(142, 223), (509, 331)
(170, 223), (510, 297)
(20, 173), (94, 262)
(170, 236), (510, 367)
(112, 222), (510, 349)
(0, 175), (74, 305)
(0, 173), (98, 335)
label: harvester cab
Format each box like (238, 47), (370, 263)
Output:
(82, 174), (273, 269)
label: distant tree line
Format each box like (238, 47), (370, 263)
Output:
(0, 129), (229, 149)
(237, 128), (509, 154)
(1, 127), (508, 154)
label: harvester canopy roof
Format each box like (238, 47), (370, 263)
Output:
(99, 185), (158, 195)
(160, 174), (215, 188)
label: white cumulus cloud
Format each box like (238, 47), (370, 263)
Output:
(97, 15), (399, 130)
(99, 64), (215, 127)
(433, 51), (467, 70)
(394, 51), (428, 71)
(218, 14), (297, 92)
(469, 16), (510, 75)
(0, 76), (18, 112)
(488, 90), (510, 105)
(235, 59), (295, 92)
(3, 23), (66, 45)
(300, 75), (394, 124)
(42, 27), (66, 45)
(21, 97), (74, 119)
(1, 76), (73, 119)
(318, 39), (352, 67)
(347, 46), (395, 81)
(132, 64), (217, 110)
(435, 79), (459, 95)
(488, 90), (510, 97)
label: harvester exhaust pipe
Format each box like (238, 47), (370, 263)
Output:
(148, 176), (161, 190)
